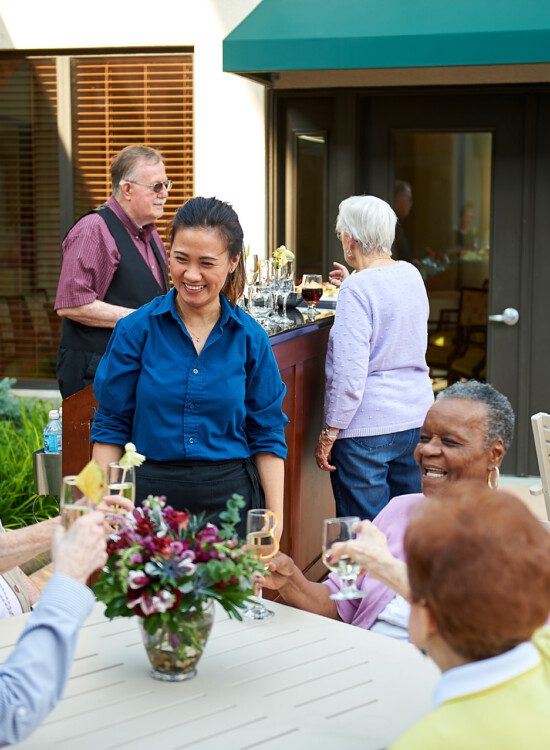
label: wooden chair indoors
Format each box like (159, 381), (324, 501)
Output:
(529, 412), (550, 522)
(426, 286), (488, 384)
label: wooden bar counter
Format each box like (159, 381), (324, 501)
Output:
(62, 310), (335, 581)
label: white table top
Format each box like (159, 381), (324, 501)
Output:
(1, 600), (439, 750)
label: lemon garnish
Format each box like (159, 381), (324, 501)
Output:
(74, 460), (106, 503)
(273, 245), (295, 268)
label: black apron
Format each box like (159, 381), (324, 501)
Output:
(135, 458), (264, 538)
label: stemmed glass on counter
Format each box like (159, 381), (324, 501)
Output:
(274, 260), (295, 324)
(301, 274), (323, 318)
(248, 285), (275, 329)
(245, 509), (280, 620)
(322, 517), (368, 600)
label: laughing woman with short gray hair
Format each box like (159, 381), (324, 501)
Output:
(315, 195), (433, 519)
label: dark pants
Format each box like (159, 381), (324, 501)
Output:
(135, 458), (264, 538)
(329, 428), (422, 521)
(56, 346), (103, 399)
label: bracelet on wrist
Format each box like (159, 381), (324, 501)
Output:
(322, 426), (339, 440)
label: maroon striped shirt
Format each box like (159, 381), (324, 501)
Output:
(55, 196), (167, 310)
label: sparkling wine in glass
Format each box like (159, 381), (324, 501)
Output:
(322, 517), (368, 600)
(245, 509), (280, 620)
(60, 476), (95, 529)
(302, 274), (323, 318)
(107, 463), (136, 502)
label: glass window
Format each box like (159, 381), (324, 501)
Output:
(393, 131), (492, 387)
(295, 133), (326, 278)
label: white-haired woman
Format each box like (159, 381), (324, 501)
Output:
(315, 195), (433, 519)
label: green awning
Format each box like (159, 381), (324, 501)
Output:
(223, 0), (550, 74)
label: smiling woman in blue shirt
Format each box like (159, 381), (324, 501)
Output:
(91, 197), (287, 535)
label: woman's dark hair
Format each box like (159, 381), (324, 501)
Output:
(170, 197), (245, 304)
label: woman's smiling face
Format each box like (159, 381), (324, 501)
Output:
(169, 227), (239, 314)
(414, 398), (505, 496)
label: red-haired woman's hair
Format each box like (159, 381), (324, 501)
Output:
(405, 481), (550, 660)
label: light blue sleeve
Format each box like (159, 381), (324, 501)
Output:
(0, 574), (94, 746)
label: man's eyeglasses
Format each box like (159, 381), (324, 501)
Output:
(123, 179), (173, 193)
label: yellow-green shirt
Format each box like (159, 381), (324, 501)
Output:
(391, 627), (550, 750)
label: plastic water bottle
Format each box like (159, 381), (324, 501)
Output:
(43, 409), (62, 454)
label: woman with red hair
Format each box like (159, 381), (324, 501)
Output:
(348, 482), (550, 749)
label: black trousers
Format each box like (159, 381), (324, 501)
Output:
(56, 346), (103, 399)
(135, 458), (264, 538)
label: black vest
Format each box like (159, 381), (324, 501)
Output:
(59, 206), (169, 354)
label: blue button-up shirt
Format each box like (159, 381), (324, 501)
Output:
(91, 290), (287, 461)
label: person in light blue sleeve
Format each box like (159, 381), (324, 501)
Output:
(0, 511), (107, 746)
(92, 197), (287, 537)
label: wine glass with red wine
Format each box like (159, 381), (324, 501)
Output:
(302, 274), (323, 318)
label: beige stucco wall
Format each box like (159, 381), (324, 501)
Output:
(0, 0), (268, 255)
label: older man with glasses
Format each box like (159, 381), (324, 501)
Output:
(54, 145), (171, 398)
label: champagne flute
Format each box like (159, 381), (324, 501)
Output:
(107, 463), (136, 502)
(302, 274), (323, 318)
(322, 517), (368, 600)
(245, 509), (279, 620)
(60, 476), (95, 529)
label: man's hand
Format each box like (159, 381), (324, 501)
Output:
(328, 262), (350, 288)
(51, 512), (107, 584)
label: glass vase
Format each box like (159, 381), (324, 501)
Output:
(138, 601), (214, 681)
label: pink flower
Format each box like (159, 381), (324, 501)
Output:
(127, 570), (150, 589)
(129, 553), (143, 565)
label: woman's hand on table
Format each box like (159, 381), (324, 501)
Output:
(315, 433), (337, 472)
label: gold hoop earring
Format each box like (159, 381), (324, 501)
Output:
(488, 466), (500, 489)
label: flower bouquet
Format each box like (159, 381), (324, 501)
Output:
(93, 494), (265, 681)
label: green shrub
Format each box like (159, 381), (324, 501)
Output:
(0, 396), (59, 529)
(0, 378), (22, 422)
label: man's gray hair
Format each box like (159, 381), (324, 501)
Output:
(110, 145), (163, 195)
(335, 195), (397, 256)
(437, 380), (515, 450)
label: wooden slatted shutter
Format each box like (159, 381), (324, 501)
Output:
(71, 54), (194, 242)
(0, 57), (60, 382)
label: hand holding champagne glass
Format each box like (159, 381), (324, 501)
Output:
(322, 517), (368, 600)
(60, 476), (96, 529)
(245, 509), (280, 620)
(302, 274), (323, 318)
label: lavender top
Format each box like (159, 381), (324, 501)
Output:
(55, 196), (167, 310)
(323, 493), (425, 629)
(324, 262), (433, 437)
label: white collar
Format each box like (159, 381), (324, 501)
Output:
(434, 641), (540, 707)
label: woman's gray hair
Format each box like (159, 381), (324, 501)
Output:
(437, 380), (515, 450)
(335, 195), (397, 255)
